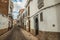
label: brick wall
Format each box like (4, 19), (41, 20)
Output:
(0, 0), (9, 16)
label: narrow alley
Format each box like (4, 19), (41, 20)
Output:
(0, 0), (60, 40)
(0, 25), (38, 40)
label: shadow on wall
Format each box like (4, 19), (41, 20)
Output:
(55, 0), (60, 40)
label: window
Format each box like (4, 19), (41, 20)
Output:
(23, 14), (24, 18)
(38, 0), (44, 9)
(28, 6), (30, 16)
(40, 13), (43, 21)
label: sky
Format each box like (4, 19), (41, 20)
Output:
(11, 0), (27, 19)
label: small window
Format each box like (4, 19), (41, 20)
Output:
(40, 13), (43, 21)
(38, 0), (44, 9)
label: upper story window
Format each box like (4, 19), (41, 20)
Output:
(40, 12), (43, 21)
(38, 0), (44, 9)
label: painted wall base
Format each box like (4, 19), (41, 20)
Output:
(30, 29), (60, 40)
(0, 28), (8, 36)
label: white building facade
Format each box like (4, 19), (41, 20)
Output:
(28, 0), (60, 40)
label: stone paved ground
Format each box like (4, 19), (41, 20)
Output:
(21, 28), (38, 40)
(0, 26), (38, 40)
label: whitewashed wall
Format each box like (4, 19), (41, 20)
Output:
(30, 0), (39, 17)
(44, 0), (60, 7)
(0, 14), (8, 29)
(56, 5), (60, 32)
(38, 0), (60, 32)
(39, 7), (58, 32)
(30, 0), (39, 29)
(30, 0), (60, 32)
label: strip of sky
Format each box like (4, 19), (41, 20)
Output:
(12, 0), (22, 2)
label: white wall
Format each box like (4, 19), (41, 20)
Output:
(30, 0), (60, 32)
(30, 17), (35, 29)
(30, 0), (39, 29)
(38, 0), (60, 32)
(39, 6), (59, 32)
(55, 5), (60, 32)
(30, 0), (39, 17)
(0, 14), (8, 29)
(44, 0), (60, 7)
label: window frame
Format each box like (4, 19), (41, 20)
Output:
(37, 0), (44, 9)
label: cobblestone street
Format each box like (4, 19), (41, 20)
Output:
(0, 26), (38, 40)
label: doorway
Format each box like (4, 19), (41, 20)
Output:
(34, 15), (39, 35)
(29, 20), (30, 32)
